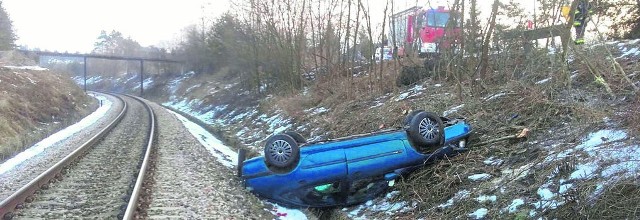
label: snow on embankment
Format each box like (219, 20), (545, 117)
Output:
(0, 65), (94, 160)
(167, 109), (237, 167)
(167, 107), (308, 220)
(70, 72), (158, 94)
(0, 94), (111, 174)
(158, 63), (639, 219)
(427, 125), (637, 219)
(611, 39), (640, 59)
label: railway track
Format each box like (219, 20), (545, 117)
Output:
(0, 93), (155, 219)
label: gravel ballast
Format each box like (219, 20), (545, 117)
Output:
(0, 94), (124, 201)
(13, 95), (150, 219)
(140, 102), (273, 219)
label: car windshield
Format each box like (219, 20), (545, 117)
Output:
(425, 12), (450, 28)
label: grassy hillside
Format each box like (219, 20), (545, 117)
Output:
(0, 51), (95, 162)
(154, 39), (640, 218)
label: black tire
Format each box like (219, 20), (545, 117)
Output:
(285, 131), (307, 144)
(403, 110), (426, 126)
(407, 111), (444, 151)
(237, 149), (247, 177)
(264, 134), (300, 170)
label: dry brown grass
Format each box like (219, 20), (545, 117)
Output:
(149, 39), (639, 218)
(0, 67), (94, 161)
(287, 46), (630, 218)
(616, 90), (640, 137)
(550, 179), (640, 219)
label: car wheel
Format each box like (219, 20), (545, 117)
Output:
(264, 134), (300, 171)
(403, 110), (426, 126)
(285, 131), (307, 144)
(407, 111), (444, 151)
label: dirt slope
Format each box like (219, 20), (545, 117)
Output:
(150, 39), (640, 219)
(0, 51), (95, 161)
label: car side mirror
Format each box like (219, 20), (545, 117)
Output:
(384, 172), (399, 181)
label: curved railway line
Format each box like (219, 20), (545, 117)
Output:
(0, 93), (155, 220)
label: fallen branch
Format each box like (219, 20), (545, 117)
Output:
(474, 128), (530, 147)
(591, 20), (639, 93)
(474, 135), (520, 147)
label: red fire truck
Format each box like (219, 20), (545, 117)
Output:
(390, 6), (460, 57)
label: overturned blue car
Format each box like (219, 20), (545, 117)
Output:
(237, 110), (472, 208)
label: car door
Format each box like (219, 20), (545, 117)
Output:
(342, 138), (406, 205)
(344, 138), (407, 180)
(286, 148), (348, 207)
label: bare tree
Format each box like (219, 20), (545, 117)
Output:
(476, 0), (500, 84)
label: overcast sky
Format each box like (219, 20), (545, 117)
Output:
(3, 0), (529, 53)
(3, 0), (230, 53)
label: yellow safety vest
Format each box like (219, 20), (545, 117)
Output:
(561, 5), (571, 20)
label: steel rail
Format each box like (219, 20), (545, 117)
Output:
(0, 93), (128, 219)
(122, 95), (156, 220)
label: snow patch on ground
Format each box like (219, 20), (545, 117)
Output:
(166, 71), (195, 97)
(162, 98), (228, 126)
(73, 75), (103, 85)
(475, 195), (497, 203)
(304, 107), (329, 115)
(3, 65), (48, 71)
(346, 191), (415, 219)
(395, 84), (425, 101)
(268, 203), (308, 220)
(483, 157), (504, 166)
(537, 187), (555, 200)
(504, 198), (525, 213)
(259, 113), (293, 135)
(0, 94), (112, 175)
(569, 163), (598, 180)
(468, 173), (492, 181)
(132, 77), (154, 90)
(168, 109), (237, 168)
(535, 77), (551, 85)
(438, 190), (470, 209)
(618, 47), (640, 59)
(443, 104), (464, 117)
(469, 208), (488, 219)
(231, 108), (258, 123)
(484, 92), (506, 101)
(369, 94), (391, 109)
(525, 128), (636, 215)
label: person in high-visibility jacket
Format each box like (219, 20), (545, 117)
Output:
(573, 0), (593, 45)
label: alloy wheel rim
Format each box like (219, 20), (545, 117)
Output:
(268, 140), (292, 164)
(418, 117), (439, 141)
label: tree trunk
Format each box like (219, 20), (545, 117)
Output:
(378, 0), (389, 89)
(477, 0), (499, 83)
(560, 0), (579, 88)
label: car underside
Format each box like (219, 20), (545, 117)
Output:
(238, 110), (472, 208)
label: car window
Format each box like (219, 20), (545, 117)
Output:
(347, 177), (389, 204)
(425, 12), (450, 28)
(300, 182), (345, 205)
